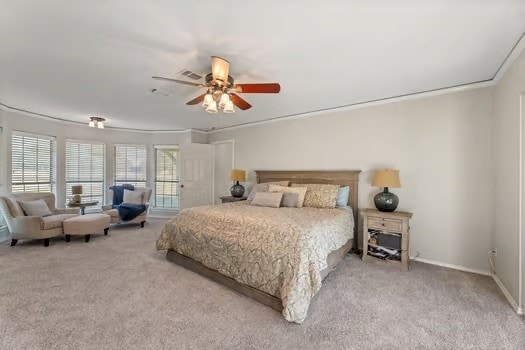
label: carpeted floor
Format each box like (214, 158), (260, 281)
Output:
(0, 218), (523, 350)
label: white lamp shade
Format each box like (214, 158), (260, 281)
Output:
(202, 93), (213, 107)
(219, 93), (230, 108)
(206, 100), (218, 113)
(223, 100), (235, 113)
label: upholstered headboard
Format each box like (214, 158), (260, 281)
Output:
(255, 170), (361, 242)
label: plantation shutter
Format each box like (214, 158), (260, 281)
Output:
(11, 132), (56, 193)
(114, 144), (147, 187)
(65, 141), (105, 204)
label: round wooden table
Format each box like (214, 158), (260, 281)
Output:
(67, 200), (99, 215)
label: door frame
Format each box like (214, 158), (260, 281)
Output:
(518, 91), (525, 313)
(210, 140), (235, 203)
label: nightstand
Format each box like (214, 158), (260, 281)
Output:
(360, 208), (413, 270)
(220, 196), (247, 203)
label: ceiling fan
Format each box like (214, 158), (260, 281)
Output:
(152, 56), (281, 113)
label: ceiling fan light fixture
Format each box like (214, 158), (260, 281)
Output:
(89, 116), (106, 128)
(219, 93), (230, 108)
(202, 93), (213, 107)
(223, 100), (235, 113)
(206, 100), (218, 113)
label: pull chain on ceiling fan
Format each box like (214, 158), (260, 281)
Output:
(153, 56), (281, 113)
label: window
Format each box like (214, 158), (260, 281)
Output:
(65, 141), (105, 204)
(11, 132), (56, 193)
(114, 144), (147, 187)
(155, 146), (179, 209)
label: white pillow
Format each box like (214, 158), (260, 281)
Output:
(251, 192), (283, 208)
(123, 189), (143, 205)
(268, 184), (307, 208)
(18, 199), (53, 217)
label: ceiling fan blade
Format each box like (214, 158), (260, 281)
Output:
(152, 76), (205, 87)
(230, 93), (252, 110)
(234, 83), (281, 93)
(211, 56), (230, 82)
(186, 94), (206, 105)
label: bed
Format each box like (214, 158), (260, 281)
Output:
(156, 170), (360, 323)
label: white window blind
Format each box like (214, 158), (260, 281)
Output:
(114, 144), (147, 187)
(154, 146), (179, 209)
(66, 141), (105, 204)
(11, 132), (56, 193)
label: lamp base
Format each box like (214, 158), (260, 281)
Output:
(374, 188), (399, 212)
(230, 182), (245, 198)
(73, 194), (82, 204)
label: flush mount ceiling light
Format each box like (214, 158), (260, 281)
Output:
(152, 56), (281, 114)
(89, 116), (106, 129)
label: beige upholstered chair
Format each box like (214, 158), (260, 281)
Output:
(101, 187), (152, 227)
(0, 192), (80, 246)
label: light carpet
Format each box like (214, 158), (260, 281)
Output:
(0, 218), (523, 350)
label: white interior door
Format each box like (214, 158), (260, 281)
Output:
(213, 141), (234, 204)
(180, 143), (214, 209)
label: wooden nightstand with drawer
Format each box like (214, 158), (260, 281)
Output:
(361, 208), (413, 270)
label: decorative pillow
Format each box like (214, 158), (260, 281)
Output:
(336, 186), (350, 207)
(291, 183), (340, 208)
(280, 192), (300, 208)
(246, 181), (289, 201)
(123, 189), (143, 205)
(18, 199), (53, 217)
(268, 184), (307, 208)
(251, 192), (283, 208)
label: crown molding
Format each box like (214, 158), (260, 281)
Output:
(208, 79), (495, 133)
(492, 32), (525, 82)
(1, 32), (523, 135)
(0, 103), (206, 134)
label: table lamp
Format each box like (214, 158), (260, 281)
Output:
(230, 169), (246, 198)
(71, 185), (83, 204)
(372, 169), (401, 212)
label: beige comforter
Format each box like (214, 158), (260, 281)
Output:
(156, 202), (354, 323)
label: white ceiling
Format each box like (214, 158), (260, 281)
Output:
(1, 0), (524, 131)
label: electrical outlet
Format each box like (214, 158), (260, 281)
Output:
(489, 249), (497, 256)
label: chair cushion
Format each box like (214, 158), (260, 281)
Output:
(18, 199), (53, 217)
(103, 209), (119, 217)
(63, 214), (111, 235)
(40, 214), (78, 230)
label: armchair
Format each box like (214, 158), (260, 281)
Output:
(102, 187), (152, 227)
(0, 192), (80, 246)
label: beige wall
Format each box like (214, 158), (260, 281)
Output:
(209, 88), (495, 273)
(492, 49), (525, 310)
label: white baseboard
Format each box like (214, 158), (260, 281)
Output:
(492, 274), (524, 315)
(410, 256), (492, 276)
